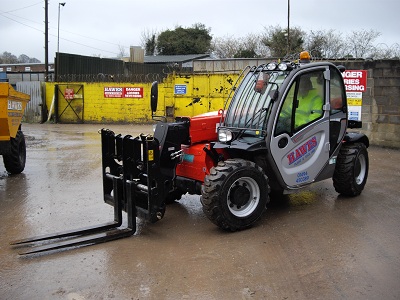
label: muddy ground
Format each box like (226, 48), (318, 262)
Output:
(1, 123), (399, 300)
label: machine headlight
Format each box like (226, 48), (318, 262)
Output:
(218, 129), (233, 142)
(266, 62), (277, 70)
(278, 63), (288, 71)
(278, 62), (293, 71)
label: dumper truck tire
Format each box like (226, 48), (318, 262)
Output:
(201, 159), (269, 231)
(3, 130), (26, 174)
(333, 142), (368, 196)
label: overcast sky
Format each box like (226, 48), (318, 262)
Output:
(1, 0), (399, 62)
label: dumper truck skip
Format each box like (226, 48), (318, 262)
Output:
(0, 83), (30, 174)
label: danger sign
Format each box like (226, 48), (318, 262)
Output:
(65, 88), (75, 100)
(343, 70), (367, 122)
(342, 70), (367, 92)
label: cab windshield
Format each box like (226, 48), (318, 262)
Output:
(224, 70), (288, 133)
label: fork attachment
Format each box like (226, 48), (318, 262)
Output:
(11, 129), (167, 255)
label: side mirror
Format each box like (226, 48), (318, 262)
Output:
(150, 81), (158, 113)
(337, 65), (346, 73)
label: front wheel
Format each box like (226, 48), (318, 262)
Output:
(333, 143), (369, 196)
(201, 159), (269, 231)
(3, 130), (26, 174)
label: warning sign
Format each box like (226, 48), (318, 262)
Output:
(65, 88), (75, 100)
(347, 91), (363, 121)
(104, 87), (143, 98)
(342, 70), (367, 92)
(347, 92), (363, 106)
(104, 87), (123, 98)
(343, 70), (367, 122)
(124, 87), (143, 98)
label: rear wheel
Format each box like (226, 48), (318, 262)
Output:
(333, 143), (368, 196)
(201, 159), (269, 231)
(3, 130), (26, 174)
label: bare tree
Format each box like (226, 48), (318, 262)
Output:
(211, 34), (270, 59)
(304, 30), (326, 58)
(321, 30), (345, 59)
(117, 45), (127, 59)
(304, 29), (345, 59)
(141, 29), (159, 56)
(239, 33), (270, 58)
(139, 25), (394, 60)
(29, 57), (41, 63)
(1, 52), (18, 64)
(211, 35), (241, 58)
(345, 29), (381, 58)
(18, 54), (30, 63)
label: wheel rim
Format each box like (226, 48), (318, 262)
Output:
(355, 153), (367, 185)
(227, 176), (260, 217)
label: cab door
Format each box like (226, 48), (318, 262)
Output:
(269, 67), (330, 188)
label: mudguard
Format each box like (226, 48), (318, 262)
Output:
(343, 131), (370, 148)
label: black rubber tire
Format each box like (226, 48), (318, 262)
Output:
(333, 142), (368, 196)
(3, 130), (26, 174)
(201, 159), (269, 231)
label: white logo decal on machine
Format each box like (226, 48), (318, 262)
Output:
(287, 136), (317, 165)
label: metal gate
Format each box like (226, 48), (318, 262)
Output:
(55, 84), (84, 123)
(16, 81), (42, 123)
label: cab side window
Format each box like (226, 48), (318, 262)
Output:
(330, 68), (346, 114)
(294, 72), (324, 130)
(275, 70), (325, 136)
(275, 82), (296, 135)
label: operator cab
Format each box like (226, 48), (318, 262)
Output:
(215, 51), (350, 189)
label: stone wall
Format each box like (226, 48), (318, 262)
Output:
(344, 60), (400, 148)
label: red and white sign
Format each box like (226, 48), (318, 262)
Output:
(124, 87), (143, 98)
(104, 87), (123, 98)
(104, 87), (143, 98)
(64, 88), (75, 100)
(342, 70), (367, 92)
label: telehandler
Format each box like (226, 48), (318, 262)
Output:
(0, 83), (30, 174)
(12, 51), (369, 254)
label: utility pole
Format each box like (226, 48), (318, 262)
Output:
(57, 2), (66, 82)
(287, 0), (290, 55)
(45, 0), (49, 82)
(57, 3), (66, 53)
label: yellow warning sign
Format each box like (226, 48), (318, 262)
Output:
(347, 98), (362, 106)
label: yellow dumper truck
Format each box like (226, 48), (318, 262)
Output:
(0, 83), (30, 174)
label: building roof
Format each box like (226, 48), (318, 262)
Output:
(144, 54), (210, 64)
